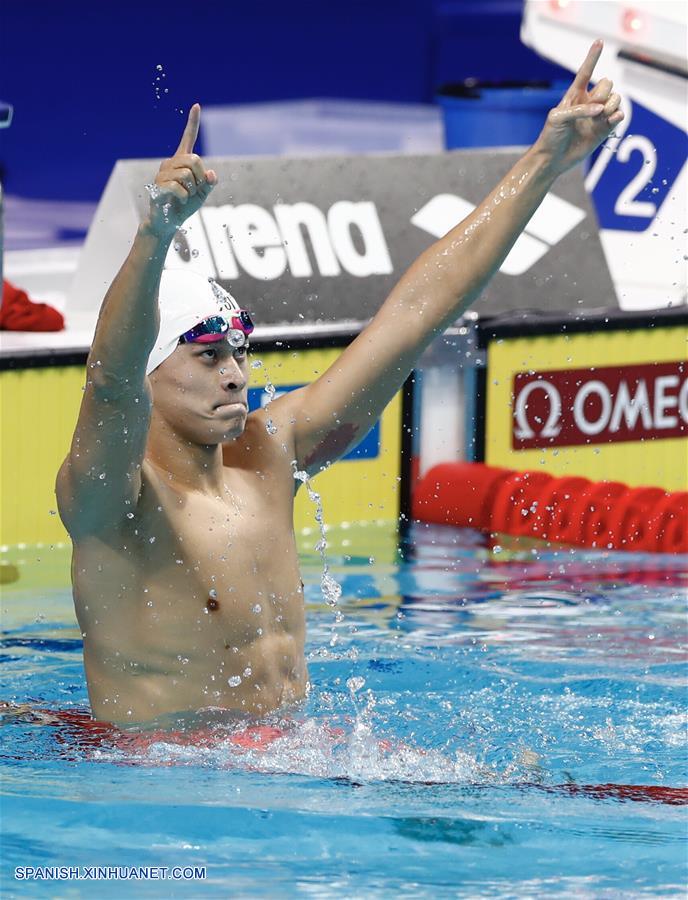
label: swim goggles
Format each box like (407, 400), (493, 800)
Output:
(178, 310), (255, 349)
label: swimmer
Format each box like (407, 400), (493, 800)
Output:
(56, 42), (623, 725)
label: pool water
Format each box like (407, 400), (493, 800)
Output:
(1, 522), (687, 898)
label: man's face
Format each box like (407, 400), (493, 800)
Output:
(149, 339), (249, 445)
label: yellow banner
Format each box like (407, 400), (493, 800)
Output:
(485, 324), (688, 491)
(0, 346), (403, 547)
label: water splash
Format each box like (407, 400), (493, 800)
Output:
(87, 713), (488, 785)
(152, 64), (168, 102)
(250, 358), (278, 435)
(292, 463), (343, 644)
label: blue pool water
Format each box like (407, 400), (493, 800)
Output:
(1, 523), (687, 897)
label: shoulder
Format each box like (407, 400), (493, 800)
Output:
(224, 406), (296, 475)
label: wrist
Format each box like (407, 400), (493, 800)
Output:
(137, 218), (176, 247)
(525, 142), (566, 182)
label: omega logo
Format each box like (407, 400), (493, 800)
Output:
(512, 367), (688, 448)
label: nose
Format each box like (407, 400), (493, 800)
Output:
(219, 356), (247, 393)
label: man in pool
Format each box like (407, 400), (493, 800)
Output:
(56, 42), (623, 725)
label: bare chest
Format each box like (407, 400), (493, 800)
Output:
(72, 462), (302, 650)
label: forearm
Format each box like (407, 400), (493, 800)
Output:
(87, 106), (216, 389)
(384, 147), (558, 335)
(87, 222), (172, 387)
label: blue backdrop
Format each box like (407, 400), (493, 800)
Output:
(0, 0), (567, 202)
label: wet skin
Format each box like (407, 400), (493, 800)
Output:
(64, 344), (309, 725)
(59, 49), (624, 725)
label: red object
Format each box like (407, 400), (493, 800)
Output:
(605, 486), (667, 551)
(544, 782), (688, 806)
(39, 707), (290, 758)
(490, 470), (553, 536)
(530, 476), (590, 543)
(412, 461), (511, 529)
(0, 280), (65, 331)
(412, 462), (688, 554)
(643, 492), (688, 553)
(566, 481), (628, 548)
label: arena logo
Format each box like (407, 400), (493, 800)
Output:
(169, 190), (584, 281)
(172, 201), (393, 281)
(512, 362), (688, 449)
(410, 191), (585, 276)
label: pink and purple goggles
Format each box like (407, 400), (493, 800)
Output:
(178, 310), (254, 349)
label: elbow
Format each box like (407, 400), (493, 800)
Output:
(87, 369), (148, 403)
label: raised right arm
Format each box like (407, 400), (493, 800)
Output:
(56, 105), (217, 539)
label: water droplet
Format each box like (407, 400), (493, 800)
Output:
(252, 603), (262, 614)
(228, 675), (242, 687)
(346, 676), (365, 693)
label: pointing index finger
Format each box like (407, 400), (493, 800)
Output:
(569, 40), (604, 96)
(176, 103), (201, 155)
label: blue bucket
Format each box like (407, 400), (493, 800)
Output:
(437, 81), (566, 149)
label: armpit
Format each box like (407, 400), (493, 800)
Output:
(303, 422), (362, 470)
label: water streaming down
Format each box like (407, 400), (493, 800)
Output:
(254, 353), (353, 697)
(291, 462), (344, 644)
(250, 358), (278, 435)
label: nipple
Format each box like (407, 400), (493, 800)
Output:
(207, 588), (219, 612)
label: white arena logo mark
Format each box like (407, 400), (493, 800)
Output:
(411, 192), (586, 276)
(170, 201), (393, 280)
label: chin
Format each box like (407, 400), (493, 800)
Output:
(217, 419), (246, 443)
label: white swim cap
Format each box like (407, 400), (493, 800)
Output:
(146, 269), (242, 375)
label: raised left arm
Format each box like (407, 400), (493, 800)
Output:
(274, 41), (623, 476)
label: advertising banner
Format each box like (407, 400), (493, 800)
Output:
(69, 150), (614, 326)
(512, 361), (687, 449)
(483, 312), (688, 492)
